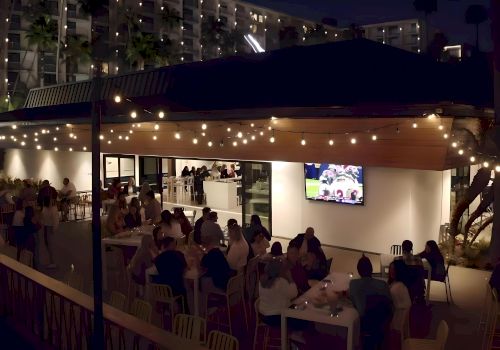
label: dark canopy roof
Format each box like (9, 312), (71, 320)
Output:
(4, 38), (494, 123)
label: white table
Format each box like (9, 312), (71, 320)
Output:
(380, 254), (432, 303)
(203, 180), (237, 210)
(281, 272), (359, 350)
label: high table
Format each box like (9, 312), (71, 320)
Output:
(281, 272), (359, 350)
(380, 254), (432, 303)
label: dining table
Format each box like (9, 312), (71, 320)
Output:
(281, 272), (360, 350)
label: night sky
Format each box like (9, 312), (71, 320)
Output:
(246, 0), (493, 49)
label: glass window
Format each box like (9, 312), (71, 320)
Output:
(67, 3), (77, 18)
(7, 33), (20, 50)
(9, 15), (21, 30)
(241, 162), (271, 232)
(103, 154), (135, 188)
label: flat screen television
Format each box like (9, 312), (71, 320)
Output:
(304, 163), (364, 205)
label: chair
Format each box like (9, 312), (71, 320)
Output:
(431, 261), (452, 305)
(253, 298), (280, 350)
(391, 245), (402, 256)
(19, 250), (33, 268)
(150, 283), (185, 329)
(403, 320), (448, 350)
(173, 313), (207, 344)
(109, 291), (126, 311)
(245, 256), (260, 302)
(206, 274), (249, 336)
(130, 298), (152, 323)
(207, 330), (239, 350)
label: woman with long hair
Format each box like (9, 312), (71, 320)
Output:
(128, 235), (155, 286)
(138, 182), (151, 205)
(160, 210), (183, 239)
(226, 224), (249, 272)
(106, 205), (125, 236)
(124, 197), (142, 228)
(173, 207), (193, 237)
(418, 240), (445, 281)
(388, 260), (411, 335)
(244, 214), (271, 242)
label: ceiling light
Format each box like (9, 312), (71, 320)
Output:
(114, 95), (121, 103)
(483, 161), (489, 168)
(193, 137), (198, 144)
(237, 131), (243, 138)
(154, 124), (159, 130)
(443, 133), (449, 139)
(83, 146), (87, 151)
(495, 165), (500, 173)
(175, 132), (181, 139)
(158, 111), (165, 119)
(243, 139), (248, 144)
(36, 145), (41, 150)
(451, 142), (457, 148)
(125, 136), (129, 141)
(208, 141), (213, 147)
(412, 122), (418, 128)
(99, 135), (104, 140)
(329, 139), (334, 146)
(469, 156), (476, 163)
(130, 111), (137, 118)
(458, 149), (464, 155)
(107, 140), (112, 144)
(153, 135), (157, 140)
(69, 147), (73, 151)
(260, 131), (264, 136)
(202, 123), (207, 130)
(227, 127), (231, 132)
(350, 138), (357, 144)
(54, 147), (59, 151)
(371, 135), (377, 141)
(438, 125), (444, 130)
(269, 136), (275, 143)
(232, 141), (238, 147)
(250, 123), (255, 127)
(53, 137), (57, 141)
(20, 141), (25, 146)
(251, 135), (256, 140)
(11, 125), (16, 129)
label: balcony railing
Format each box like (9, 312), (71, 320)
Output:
(0, 254), (206, 350)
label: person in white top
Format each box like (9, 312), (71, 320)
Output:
(226, 223), (249, 272)
(250, 231), (270, 257)
(59, 178), (77, 221)
(258, 260), (298, 326)
(159, 210), (183, 239)
(388, 260), (411, 333)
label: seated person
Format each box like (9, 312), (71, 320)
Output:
(250, 231), (270, 257)
(107, 178), (122, 200)
(226, 224), (249, 272)
(160, 210), (183, 239)
(285, 244), (310, 294)
(395, 240), (423, 266)
(106, 205), (125, 236)
(244, 215), (271, 242)
(124, 198), (142, 228)
(201, 219), (224, 246)
(143, 191), (161, 223)
(418, 240), (445, 281)
(258, 260), (298, 327)
(304, 247), (328, 281)
(116, 192), (128, 215)
(201, 236), (232, 291)
(387, 260), (411, 333)
(261, 242), (285, 262)
(194, 207), (211, 245)
(173, 207), (193, 237)
(59, 177), (77, 221)
(154, 237), (188, 298)
(128, 235), (155, 285)
(290, 227), (322, 259)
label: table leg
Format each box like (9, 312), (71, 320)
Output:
(281, 313), (287, 350)
(194, 277), (199, 316)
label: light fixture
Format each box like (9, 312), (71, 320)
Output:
(250, 123), (255, 127)
(259, 131), (264, 136)
(20, 141), (25, 146)
(412, 122), (418, 128)
(55, 127), (59, 131)
(154, 124), (159, 130)
(495, 165), (500, 173)
(329, 139), (334, 146)
(251, 135), (256, 140)
(201, 132), (206, 137)
(54, 147), (59, 151)
(158, 111), (165, 119)
(202, 123), (207, 130)
(114, 95), (121, 103)
(83, 146), (87, 151)
(371, 135), (377, 141)
(469, 156), (476, 163)
(69, 133), (74, 138)
(458, 149), (464, 155)
(99, 135), (104, 140)
(451, 142), (457, 148)
(153, 135), (157, 140)
(208, 141), (213, 147)
(53, 137), (57, 141)
(130, 111), (137, 118)
(270, 135), (275, 143)
(267, 126), (272, 130)
(232, 141), (238, 147)
(227, 127), (231, 132)
(350, 137), (357, 144)
(483, 161), (490, 168)
(125, 136), (129, 141)
(243, 139), (248, 144)
(192, 137), (198, 144)
(11, 125), (16, 129)
(34, 138), (38, 142)
(300, 133), (306, 146)
(119, 135), (123, 140)
(443, 133), (449, 139)
(36, 145), (41, 150)
(69, 147), (73, 152)
(107, 140), (112, 144)
(129, 130), (133, 134)
(175, 132), (181, 139)
(110, 129), (114, 133)
(438, 125), (444, 130)
(427, 113), (437, 119)
(237, 131), (243, 138)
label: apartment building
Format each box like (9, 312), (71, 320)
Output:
(361, 19), (428, 54)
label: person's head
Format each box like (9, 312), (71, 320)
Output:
(15, 198), (23, 211)
(287, 245), (300, 264)
(250, 215), (262, 226)
(130, 197), (140, 209)
(305, 227), (315, 240)
(227, 218), (238, 228)
(389, 259), (407, 282)
(357, 255), (373, 278)
(42, 180), (50, 188)
(201, 221), (222, 247)
(425, 240), (440, 256)
(202, 207), (211, 219)
(221, 164), (227, 170)
(128, 177), (135, 186)
(159, 236), (177, 252)
(141, 182), (150, 191)
(146, 190), (155, 201)
(228, 224), (243, 242)
(230, 164), (235, 170)
(183, 166), (189, 171)
(271, 242), (283, 256)
(402, 240), (413, 254)
(261, 260), (283, 288)
(191, 166), (195, 171)
(252, 231), (264, 243)
(173, 207), (186, 220)
(161, 210), (173, 225)
(63, 178), (69, 186)
(208, 211), (218, 222)
(23, 179), (32, 188)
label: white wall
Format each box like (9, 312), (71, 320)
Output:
(4, 148), (93, 191)
(272, 162), (450, 254)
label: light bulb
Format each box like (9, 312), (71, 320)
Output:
(270, 136), (275, 143)
(107, 140), (112, 144)
(129, 130), (133, 134)
(53, 137), (57, 141)
(119, 135), (123, 140)
(54, 147), (59, 151)
(469, 156), (476, 162)
(130, 111), (137, 118)
(83, 146), (87, 151)
(125, 136), (129, 140)
(301, 139), (306, 146)
(193, 137), (198, 144)
(268, 126), (272, 130)
(412, 122), (418, 128)
(458, 149), (464, 155)
(371, 135), (377, 141)
(250, 123), (255, 127)
(350, 138), (357, 144)
(11, 125), (16, 129)
(153, 135), (157, 140)
(202, 123), (207, 130)
(201, 132), (206, 137)
(237, 131), (243, 138)
(154, 124), (159, 130)
(232, 141), (238, 147)
(483, 161), (489, 168)
(451, 142), (457, 148)
(20, 141), (25, 146)
(495, 165), (500, 173)
(260, 131), (264, 136)
(427, 113), (437, 119)
(110, 129), (114, 133)
(69, 147), (73, 151)
(329, 139), (334, 146)
(243, 139), (248, 144)
(114, 95), (121, 103)
(158, 111), (165, 118)
(99, 135), (104, 140)
(438, 125), (444, 130)
(251, 135), (256, 140)
(208, 141), (213, 147)
(175, 132), (181, 139)
(227, 127), (231, 132)
(69, 133), (74, 138)
(55, 127), (59, 131)
(36, 145), (41, 150)
(443, 133), (449, 139)
(23, 134), (27, 138)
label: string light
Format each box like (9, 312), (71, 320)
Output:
(483, 161), (489, 168)
(130, 111), (137, 119)
(412, 122), (418, 128)
(158, 111), (165, 119)
(154, 124), (159, 130)
(232, 141), (238, 147)
(458, 149), (464, 155)
(243, 139), (248, 144)
(227, 127), (231, 132)
(470, 156), (476, 163)
(114, 95), (121, 103)
(329, 139), (334, 146)
(208, 141), (213, 147)
(237, 131), (243, 138)
(192, 137), (198, 144)
(175, 132), (181, 139)
(443, 133), (449, 139)
(83, 146), (87, 151)
(350, 137), (357, 144)
(496, 165), (500, 173)
(201, 123), (207, 130)
(300, 133), (306, 146)
(371, 135), (377, 141)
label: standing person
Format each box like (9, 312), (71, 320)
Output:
(144, 191), (161, 223)
(226, 224), (249, 272)
(181, 166), (191, 177)
(59, 178), (77, 221)
(258, 260), (298, 327)
(160, 210), (183, 239)
(244, 215), (271, 242)
(250, 231), (270, 257)
(201, 213), (224, 246)
(16, 206), (40, 262)
(418, 240), (445, 281)
(37, 180), (57, 210)
(124, 198), (142, 229)
(227, 164), (236, 178)
(138, 182), (151, 205)
(194, 207), (210, 244)
(19, 179), (37, 204)
(41, 196), (59, 268)
(189, 166), (196, 176)
(107, 178), (122, 201)
(290, 227), (322, 259)
(220, 164), (228, 179)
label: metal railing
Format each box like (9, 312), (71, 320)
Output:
(0, 254), (206, 350)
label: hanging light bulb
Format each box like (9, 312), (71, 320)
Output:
(175, 132), (181, 139)
(11, 125), (16, 129)
(458, 149), (464, 155)
(412, 122), (418, 128)
(130, 111), (137, 118)
(36, 145), (41, 150)
(232, 141), (238, 147)
(259, 131), (264, 136)
(483, 161), (490, 168)
(99, 135), (104, 140)
(427, 113), (437, 120)
(495, 165), (500, 173)
(329, 139), (334, 146)
(208, 141), (213, 147)
(107, 140), (112, 144)
(251, 135), (256, 141)
(83, 146), (87, 151)
(243, 139), (248, 144)
(153, 135), (157, 140)
(110, 129), (114, 133)
(192, 137), (198, 144)
(250, 123), (255, 127)
(237, 131), (243, 138)
(119, 135), (123, 140)
(158, 111), (165, 119)
(54, 147), (59, 151)
(227, 127), (231, 132)
(371, 135), (377, 141)
(114, 95), (121, 103)
(451, 142), (457, 148)
(154, 124), (159, 130)
(53, 137), (57, 141)
(350, 137), (357, 144)
(20, 141), (25, 146)
(129, 130), (133, 134)
(125, 136), (129, 141)
(202, 123), (207, 130)
(269, 136), (275, 143)
(300, 133), (306, 146)
(69, 147), (73, 152)
(438, 125), (444, 131)
(469, 156), (476, 163)
(443, 133), (449, 139)
(201, 132), (206, 137)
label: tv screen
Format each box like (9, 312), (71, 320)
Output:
(304, 163), (364, 205)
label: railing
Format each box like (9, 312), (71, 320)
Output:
(0, 254), (206, 350)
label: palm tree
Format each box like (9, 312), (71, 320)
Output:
(413, 0), (437, 44)
(303, 24), (328, 45)
(158, 35), (182, 66)
(465, 4), (489, 51)
(62, 35), (91, 81)
(77, 0), (107, 65)
(126, 32), (160, 70)
(201, 18), (226, 60)
(25, 15), (58, 87)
